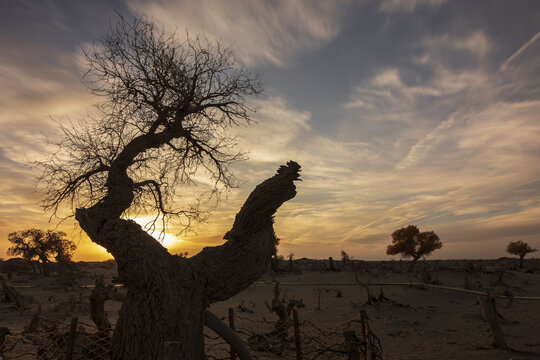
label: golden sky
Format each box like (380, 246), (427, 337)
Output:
(1, 0), (539, 261)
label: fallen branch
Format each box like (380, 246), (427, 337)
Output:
(205, 311), (253, 360)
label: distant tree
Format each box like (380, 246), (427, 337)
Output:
(341, 250), (352, 271)
(328, 256), (336, 272)
(386, 225), (442, 272)
(7, 229), (76, 276)
(506, 240), (537, 268)
(287, 252), (295, 272)
(270, 233), (281, 272)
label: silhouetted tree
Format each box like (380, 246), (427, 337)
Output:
(328, 256), (336, 272)
(506, 240), (537, 268)
(36, 15), (300, 359)
(270, 233), (281, 272)
(386, 225), (442, 272)
(341, 250), (352, 271)
(7, 229), (76, 277)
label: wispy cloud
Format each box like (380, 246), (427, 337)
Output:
(378, 0), (446, 13)
(234, 96), (311, 164)
(127, 0), (351, 67)
(422, 31), (492, 61)
(333, 29), (540, 257)
(500, 31), (540, 71)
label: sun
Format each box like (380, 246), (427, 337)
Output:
(160, 232), (182, 247)
(131, 216), (182, 248)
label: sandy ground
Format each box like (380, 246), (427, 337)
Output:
(1, 258), (539, 359)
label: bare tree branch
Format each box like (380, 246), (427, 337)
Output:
(35, 15), (262, 232)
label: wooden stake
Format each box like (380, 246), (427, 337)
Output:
(229, 308), (236, 360)
(64, 317), (78, 360)
(293, 309), (302, 360)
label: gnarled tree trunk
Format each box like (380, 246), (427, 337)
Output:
(408, 255), (420, 272)
(38, 255), (49, 277)
(75, 162), (300, 359)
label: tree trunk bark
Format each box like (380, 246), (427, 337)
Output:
(75, 161), (301, 359)
(519, 255), (524, 269)
(408, 256), (420, 272)
(39, 256), (49, 277)
(90, 277), (111, 334)
(112, 272), (208, 359)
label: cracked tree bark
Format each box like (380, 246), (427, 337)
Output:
(75, 161), (300, 359)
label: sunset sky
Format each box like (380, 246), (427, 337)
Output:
(0, 0), (539, 261)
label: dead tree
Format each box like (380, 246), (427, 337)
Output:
(266, 281), (304, 339)
(36, 15), (300, 359)
(355, 276), (388, 305)
(81, 163), (298, 359)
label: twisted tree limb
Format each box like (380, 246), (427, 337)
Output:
(194, 161), (301, 302)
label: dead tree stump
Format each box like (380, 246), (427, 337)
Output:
(1, 276), (26, 310)
(355, 275), (374, 305)
(478, 293), (508, 349)
(266, 281), (304, 339)
(90, 277), (111, 334)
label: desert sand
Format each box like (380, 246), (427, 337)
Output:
(1, 258), (539, 359)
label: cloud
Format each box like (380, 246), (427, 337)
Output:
(333, 28), (540, 257)
(394, 115), (456, 169)
(422, 31), (492, 62)
(345, 67), (443, 111)
(234, 96), (311, 163)
(500, 31), (540, 71)
(378, 0), (446, 13)
(127, 0), (350, 67)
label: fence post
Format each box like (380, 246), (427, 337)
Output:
(293, 309), (302, 360)
(64, 317), (78, 360)
(359, 311), (367, 358)
(478, 294), (507, 348)
(229, 308), (236, 360)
